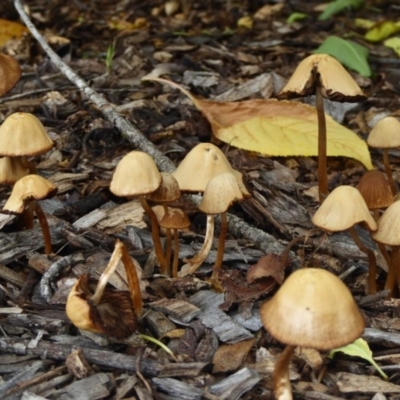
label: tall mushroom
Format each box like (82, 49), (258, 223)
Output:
(277, 54), (366, 203)
(312, 185), (378, 294)
(260, 268), (365, 400)
(372, 201), (400, 297)
(0, 112), (54, 174)
(367, 116), (400, 196)
(0, 53), (21, 97)
(66, 240), (143, 339)
(2, 174), (57, 254)
(110, 151), (168, 274)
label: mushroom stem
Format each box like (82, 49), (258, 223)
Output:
(372, 210), (391, 268)
(316, 85), (328, 203)
(211, 212), (228, 281)
(22, 202), (34, 229)
(273, 345), (295, 400)
(139, 196), (168, 275)
(34, 202), (52, 255)
(163, 205), (172, 276)
(349, 226), (377, 294)
(179, 215), (215, 276)
(385, 245), (400, 297)
(383, 149), (397, 196)
(172, 229), (180, 278)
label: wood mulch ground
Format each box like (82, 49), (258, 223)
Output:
(1, 0), (400, 399)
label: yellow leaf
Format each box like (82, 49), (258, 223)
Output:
(354, 18), (375, 30)
(0, 18), (28, 47)
(365, 21), (400, 42)
(143, 78), (373, 169)
(384, 37), (400, 57)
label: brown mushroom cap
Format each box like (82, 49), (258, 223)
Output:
(146, 172), (181, 203)
(0, 157), (29, 185)
(0, 112), (54, 157)
(277, 54), (366, 102)
(199, 172), (244, 214)
(110, 151), (162, 197)
(357, 170), (393, 210)
(367, 117), (400, 149)
(312, 185), (377, 232)
(0, 53), (21, 97)
(372, 201), (400, 246)
(260, 268), (365, 350)
(159, 207), (190, 230)
(3, 174), (57, 213)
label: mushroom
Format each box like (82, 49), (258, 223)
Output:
(0, 157), (29, 185)
(2, 174), (57, 254)
(277, 54), (366, 203)
(260, 268), (365, 400)
(66, 240), (143, 339)
(110, 151), (168, 274)
(180, 172), (244, 281)
(159, 208), (191, 278)
(146, 172), (181, 275)
(372, 201), (400, 296)
(0, 53), (21, 97)
(367, 116), (400, 196)
(0, 112), (54, 174)
(312, 185), (378, 293)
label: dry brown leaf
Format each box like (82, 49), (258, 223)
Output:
(0, 19), (28, 47)
(246, 254), (287, 285)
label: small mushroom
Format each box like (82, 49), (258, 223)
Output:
(260, 268), (365, 400)
(0, 157), (29, 185)
(0, 112), (54, 174)
(66, 240), (143, 339)
(2, 174), (57, 254)
(372, 201), (400, 297)
(277, 54), (366, 203)
(312, 185), (378, 294)
(0, 53), (21, 97)
(367, 117), (400, 196)
(159, 208), (191, 278)
(110, 151), (168, 274)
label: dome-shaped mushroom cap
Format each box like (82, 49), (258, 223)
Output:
(357, 170), (393, 210)
(0, 112), (54, 156)
(199, 172), (244, 214)
(146, 172), (180, 203)
(172, 143), (234, 192)
(0, 53), (21, 97)
(372, 201), (400, 246)
(110, 151), (162, 197)
(367, 117), (400, 149)
(312, 185), (377, 232)
(159, 207), (190, 229)
(260, 268), (365, 350)
(3, 174), (57, 213)
(277, 54), (366, 102)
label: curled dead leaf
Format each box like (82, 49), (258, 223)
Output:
(247, 254), (287, 285)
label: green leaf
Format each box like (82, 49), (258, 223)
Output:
(286, 12), (308, 24)
(315, 36), (371, 77)
(329, 338), (388, 380)
(384, 37), (400, 57)
(319, 0), (364, 20)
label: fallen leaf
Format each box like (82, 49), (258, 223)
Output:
(247, 254), (287, 285)
(365, 21), (400, 43)
(384, 37), (400, 57)
(0, 18), (29, 47)
(318, 0), (364, 21)
(329, 338), (388, 379)
(143, 78), (373, 169)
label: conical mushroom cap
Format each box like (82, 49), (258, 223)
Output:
(172, 143), (234, 192)
(3, 174), (57, 213)
(372, 201), (400, 246)
(367, 117), (400, 149)
(0, 157), (29, 185)
(110, 151), (162, 197)
(0, 112), (54, 156)
(146, 172), (181, 203)
(312, 185), (377, 232)
(0, 53), (21, 97)
(357, 170), (393, 210)
(199, 172), (244, 214)
(277, 54), (366, 102)
(260, 268), (365, 350)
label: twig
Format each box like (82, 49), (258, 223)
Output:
(14, 0), (286, 256)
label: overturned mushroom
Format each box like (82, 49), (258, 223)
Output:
(66, 240), (143, 339)
(2, 174), (57, 254)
